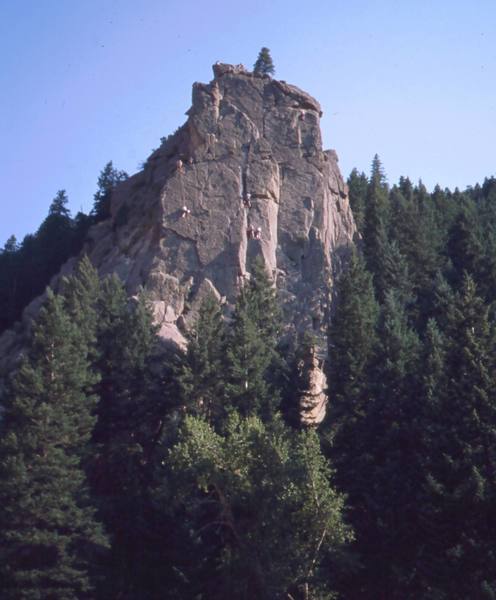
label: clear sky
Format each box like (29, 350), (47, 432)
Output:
(1, 0), (495, 244)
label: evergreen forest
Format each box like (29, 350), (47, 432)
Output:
(1, 156), (496, 599)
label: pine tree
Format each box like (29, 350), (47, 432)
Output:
(0, 235), (20, 330)
(381, 239), (413, 307)
(89, 275), (166, 598)
(347, 168), (368, 232)
(327, 250), (379, 421)
(0, 289), (107, 599)
(411, 318), (451, 595)
(179, 294), (228, 426)
(421, 274), (496, 597)
(225, 259), (283, 421)
(48, 189), (71, 217)
(225, 289), (274, 419)
(362, 155), (389, 299)
(447, 206), (483, 290)
(91, 161), (128, 222)
(61, 255), (101, 350)
(253, 47), (275, 76)
(388, 184), (441, 321)
(36, 190), (75, 286)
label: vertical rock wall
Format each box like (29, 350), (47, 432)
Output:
(92, 63), (356, 346)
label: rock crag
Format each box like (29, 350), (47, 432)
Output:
(88, 63), (356, 347)
(1, 63), (356, 423)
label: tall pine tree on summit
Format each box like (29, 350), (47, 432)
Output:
(253, 47), (275, 75)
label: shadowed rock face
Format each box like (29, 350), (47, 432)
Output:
(89, 63), (356, 346)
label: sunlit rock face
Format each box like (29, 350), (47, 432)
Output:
(88, 63), (355, 347)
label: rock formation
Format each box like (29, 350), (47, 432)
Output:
(1, 62), (356, 423)
(87, 63), (355, 344)
(298, 348), (328, 427)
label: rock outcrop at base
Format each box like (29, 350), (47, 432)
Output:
(1, 63), (356, 423)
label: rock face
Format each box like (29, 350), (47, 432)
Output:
(86, 63), (355, 348)
(1, 63), (356, 423)
(299, 351), (328, 427)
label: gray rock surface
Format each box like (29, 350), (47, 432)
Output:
(90, 63), (356, 344)
(1, 63), (356, 420)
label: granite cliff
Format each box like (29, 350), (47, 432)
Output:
(1, 63), (356, 423)
(88, 63), (355, 343)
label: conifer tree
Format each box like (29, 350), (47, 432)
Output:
(409, 318), (451, 595)
(0, 290), (107, 599)
(225, 259), (283, 421)
(359, 292), (421, 597)
(0, 235), (20, 330)
(327, 250), (379, 422)
(421, 274), (496, 597)
(225, 289), (274, 419)
(388, 184), (441, 318)
(91, 161), (128, 222)
(447, 207), (484, 290)
(381, 239), (413, 307)
(89, 275), (165, 598)
(362, 155), (389, 299)
(253, 47), (275, 76)
(347, 168), (368, 232)
(61, 255), (101, 350)
(179, 294), (228, 425)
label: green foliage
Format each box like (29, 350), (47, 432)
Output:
(0, 190), (95, 334)
(327, 250), (379, 414)
(253, 47), (275, 76)
(166, 414), (351, 599)
(347, 168), (368, 231)
(447, 206), (484, 289)
(362, 155), (390, 299)
(179, 294), (228, 425)
(88, 276), (170, 598)
(5, 147), (496, 599)
(0, 289), (108, 599)
(91, 161), (128, 222)
(225, 259), (283, 421)
(411, 275), (496, 597)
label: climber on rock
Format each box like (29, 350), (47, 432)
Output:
(176, 159), (184, 172)
(254, 227), (262, 240)
(247, 226), (254, 238)
(243, 192), (252, 208)
(181, 206), (191, 218)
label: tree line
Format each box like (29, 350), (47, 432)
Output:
(2, 155), (496, 598)
(0, 162), (127, 334)
(0, 255), (351, 599)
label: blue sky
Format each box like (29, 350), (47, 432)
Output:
(1, 0), (495, 243)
